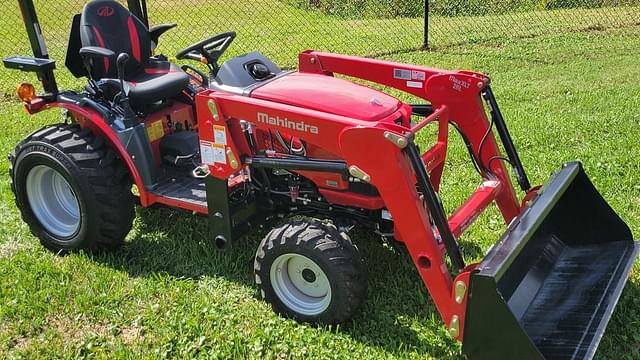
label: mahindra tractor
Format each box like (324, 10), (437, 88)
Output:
(4, 0), (638, 358)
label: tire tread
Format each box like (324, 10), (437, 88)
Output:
(10, 124), (135, 252)
(254, 218), (367, 324)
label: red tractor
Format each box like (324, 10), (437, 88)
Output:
(5, 0), (638, 358)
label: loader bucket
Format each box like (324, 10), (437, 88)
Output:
(463, 162), (638, 360)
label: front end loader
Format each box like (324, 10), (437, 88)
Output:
(4, 0), (637, 358)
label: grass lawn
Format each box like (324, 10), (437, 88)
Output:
(0, 3), (639, 359)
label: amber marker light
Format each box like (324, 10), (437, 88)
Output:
(16, 83), (36, 102)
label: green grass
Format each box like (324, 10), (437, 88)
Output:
(1, 3), (640, 359)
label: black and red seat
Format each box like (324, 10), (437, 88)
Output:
(66, 0), (189, 110)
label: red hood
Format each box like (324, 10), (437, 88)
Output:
(251, 72), (401, 121)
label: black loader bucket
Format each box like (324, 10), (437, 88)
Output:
(463, 162), (638, 360)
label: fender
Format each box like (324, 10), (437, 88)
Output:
(37, 101), (152, 206)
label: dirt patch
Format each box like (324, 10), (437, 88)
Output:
(120, 324), (143, 344)
(12, 335), (32, 350)
(4, 313), (145, 353)
(2, 323), (34, 353)
(46, 313), (145, 346)
(47, 314), (112, 342)
(0, 241), (29, 259)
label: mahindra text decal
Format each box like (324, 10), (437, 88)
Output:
(449, 75), (471, 92)
(97, 6), (115, 17)
(257, 112), (319, 135)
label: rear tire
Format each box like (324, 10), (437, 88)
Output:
(9, 124), (135, 253)
(254, 218), (367, 324)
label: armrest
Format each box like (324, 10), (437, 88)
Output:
(149, 23), (177, 45)
(79, 46), (115, 60)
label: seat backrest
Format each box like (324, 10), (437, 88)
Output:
(80, 0), (151, 79)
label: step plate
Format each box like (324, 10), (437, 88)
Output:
(151, 174), (207, 208)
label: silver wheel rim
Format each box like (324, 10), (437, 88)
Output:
(270, 253), (332, 316)
(25, 165), (81, 238)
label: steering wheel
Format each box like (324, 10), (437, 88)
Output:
(176, 32), (236, 72)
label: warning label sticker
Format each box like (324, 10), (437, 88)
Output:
(411, 70), (426, 81)
(406, 81), (423, 89)
(200, 140), (215, 165)
(213, 125), (227, 145)
(146, 120), (164, 142)
(393, 68), (411, 80)
(200, 141), (227, 165)
(212, 144), (226, 164)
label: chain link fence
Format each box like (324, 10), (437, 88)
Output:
(427, 0), (639, 46)
(1, 0), (638, 95)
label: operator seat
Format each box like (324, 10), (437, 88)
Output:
(78, 0), (189, 110)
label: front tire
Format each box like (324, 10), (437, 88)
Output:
(254, 219), (367, 324)
(9, 124), (135, 253)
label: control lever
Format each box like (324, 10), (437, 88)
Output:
(115, 53), (136, 127)
(116, 53), (129, 93)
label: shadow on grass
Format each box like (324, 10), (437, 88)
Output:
(93, 206), (259, 286)
(88, 206), (461, 358)
(341, 229), (461, 358)
(457, 238), (485, 260)
(86, 204), (640, 358)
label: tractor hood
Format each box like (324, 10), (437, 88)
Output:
(251, 72), (401, 121)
